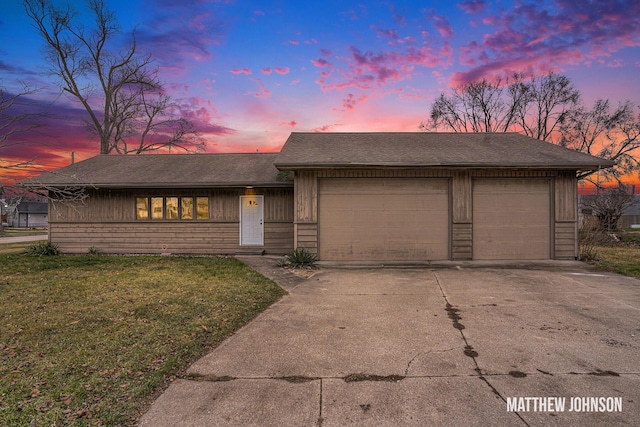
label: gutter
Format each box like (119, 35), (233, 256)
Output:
(274, 163), (615, 171)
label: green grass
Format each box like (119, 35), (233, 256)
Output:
(590, 245), (640, 279)
(0, 248), (285, 426)
(0, 228), (48, 237)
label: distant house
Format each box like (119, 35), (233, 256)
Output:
(579, 192), (640, 229)
(23, 132), (614, 261)
(620, 195), (640, 228)
(11, 201), (49, 228)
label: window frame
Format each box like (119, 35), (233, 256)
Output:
(135, 196), (209, 221)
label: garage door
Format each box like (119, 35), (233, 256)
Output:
(473, 179), (550, 260)
(318, 178), (449, 261)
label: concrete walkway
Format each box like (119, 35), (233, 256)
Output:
(0, 234), (48, 244)
(139, 257), (640, 426)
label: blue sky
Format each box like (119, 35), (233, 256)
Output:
(1, 0), (639, 179)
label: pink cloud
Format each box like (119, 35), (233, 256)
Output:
(230, 68), (252, 75)
(134, 2), (224, 71)
(452, 0), (640, 86)
(458, 0), (488, 14)
(261, 68), (272, 75)
(274, 66), (290, 75)
(289, 39), (299, 45)
(311, 58), (332, 68)
(279, 120), (297, 128)
(433, 15), (454, 39)
(341, 93), (369, 110)
(311, 124), (343, 132)
(373, 26), (401, 45)
(172, 97), (235, 136)
(253, 83), (271, 98)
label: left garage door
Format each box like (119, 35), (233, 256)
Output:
(318, 178), (449, 261)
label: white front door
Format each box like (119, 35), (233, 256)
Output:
(240, 195), (264, 246)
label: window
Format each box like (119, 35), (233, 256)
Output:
(181, 198), (194, 220)
(151, 197), (163, 220)
(136, 196), (209, 221)
(166, 197), (179, 220)
(197, 197), (209, 220)
(136, 198), (149, 220)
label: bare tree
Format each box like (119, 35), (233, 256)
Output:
(421, 72), (580, 141)
(0, 83), (44, 233)
(24, 0), (204, 155)
(580, 184), (637, 231)
(559, 100), (640, 182)
(1, 82), (89, 233)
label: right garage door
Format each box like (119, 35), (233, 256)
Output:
(473, 179), (550, 260)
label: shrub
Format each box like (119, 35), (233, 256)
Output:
(24, 241), (60, 256)
(281, 248), (317, 268)
(88, 246), (102, 255)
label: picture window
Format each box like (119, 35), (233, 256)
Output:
(136, 196), (209, 221)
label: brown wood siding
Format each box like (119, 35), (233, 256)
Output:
(452, 171), (472, 223)
(471, 170), (556, 178)
(294, 223), (318, 254)
(49, 187), (293, 254)
(555, 221), (577, 260)
(294, 171), (317, 223)
(51, 188), (293, 222)
(555, 172), (577, 222)
(554, 171), (578, 259)
(452, 222), (472, 260)
(49, 221), (293, 255)
(292, 168), (580, 261)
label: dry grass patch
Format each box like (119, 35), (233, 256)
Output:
(590, 245), (640, 279)
(0, 249), (285, 426)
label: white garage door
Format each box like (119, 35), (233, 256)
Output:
(318, 178), (449, 261)
(473, 179), (550, 260)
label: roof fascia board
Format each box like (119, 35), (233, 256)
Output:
(274, 163), (613, 171)
(22, 182), (294, 189)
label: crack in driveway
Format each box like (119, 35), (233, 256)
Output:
(432, 271), (530, 426)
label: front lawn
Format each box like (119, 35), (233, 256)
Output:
(589, 245), (640, 279)
(0, 247), (285, 426)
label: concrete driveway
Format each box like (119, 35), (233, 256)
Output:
(139, 259), (640, 426)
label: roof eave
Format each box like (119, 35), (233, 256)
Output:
(275, 162), (615, 170)
(21, 181), (294, 189)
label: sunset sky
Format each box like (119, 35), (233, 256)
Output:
(1, 0), (639, 185)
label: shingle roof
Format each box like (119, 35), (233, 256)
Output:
(22, 153), (290, 188)
(16, 201), (48, 214)
(274, 132), (616, 170)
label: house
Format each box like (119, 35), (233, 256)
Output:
(9, 201), (49, 228)
(620, 195), (640, 229)
(579, 190), (640, 230)
(23, 132), (614, 261)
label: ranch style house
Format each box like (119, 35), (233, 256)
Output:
(25, 132), (615, 261)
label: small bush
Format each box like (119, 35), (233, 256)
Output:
(88, 246), (102, 255)
(24, 241), (60, 256)
(282, 248), (318, 268)
(578, 219), (621, 261)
